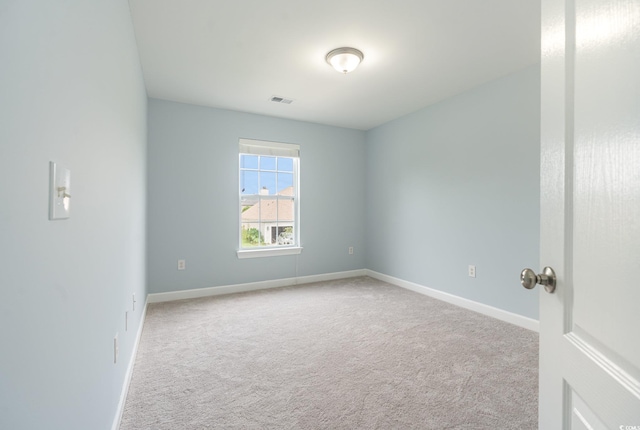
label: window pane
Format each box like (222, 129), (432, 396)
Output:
(277, 173), (293, 194)
(240, 170), (258, 195)
(277, 157), (293, 172)
(240, 154), (258, 169)
(278, 196), (294, 223)
(260, 156), (276, 171)
(259, 172), (276, 195)
(240, 195), (259, 215)
(241, 223), (263, 247)
(257, 197), (278, 224)
(275, 226), (294, 246)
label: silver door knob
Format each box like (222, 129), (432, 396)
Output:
(520, 267), (556, 293)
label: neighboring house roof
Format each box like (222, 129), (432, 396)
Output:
(277, 186), (294, 197)
(241, 187), (294, 223)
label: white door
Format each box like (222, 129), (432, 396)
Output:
(538, 0), (640, 428)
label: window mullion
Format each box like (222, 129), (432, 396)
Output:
(257, 156), (262, 246)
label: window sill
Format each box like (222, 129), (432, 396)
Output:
(237, 247), (303, 259)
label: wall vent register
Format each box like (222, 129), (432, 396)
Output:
(270, 96), (293, 104)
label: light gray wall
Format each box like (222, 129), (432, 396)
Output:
(147, 99), (366, 293)
(0, 2), (147, 429)
(365, 66), (541, 319)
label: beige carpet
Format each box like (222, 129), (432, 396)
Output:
(120, 276), (538, 429)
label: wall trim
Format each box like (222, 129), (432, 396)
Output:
(365, 269), (539, 332)
(112, 299), (148, 430)
(146, 269), (538, 331)
(147, 269), (368, 304)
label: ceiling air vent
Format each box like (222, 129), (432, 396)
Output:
(270, 96), (293, 104)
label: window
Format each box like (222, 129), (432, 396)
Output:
(237, 139), (301, 258)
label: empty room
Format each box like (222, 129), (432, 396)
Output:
(1, 0), (638, 429)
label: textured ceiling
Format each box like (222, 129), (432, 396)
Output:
(129, 0), (540, 130)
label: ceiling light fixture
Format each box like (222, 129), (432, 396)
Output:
(325, 47), (364, 74)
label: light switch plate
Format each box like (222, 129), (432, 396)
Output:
(49, 161), (71, 220)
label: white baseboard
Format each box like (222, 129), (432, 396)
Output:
(365, 269), (539, 332)
(112, 299), (148, 430)
(146, 267), (538, 329)
(147, 269), (368, 304)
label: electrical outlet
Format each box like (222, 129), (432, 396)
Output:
(178, 259), (186, 270)
(114, 334), (119, 364)
(348, 246), (354, 255)
(125, 311), (128, 332)
(132, 293), (136, 312)
(468, 265), (476, 278)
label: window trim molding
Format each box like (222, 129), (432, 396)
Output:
(238, 138), (301, 255)
(238, 138), (300, 157)
(236, 246), (303, 259)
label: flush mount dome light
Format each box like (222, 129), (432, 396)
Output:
(325, 47), (364, 74)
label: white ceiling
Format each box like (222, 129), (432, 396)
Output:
(128, 0), (540, 131)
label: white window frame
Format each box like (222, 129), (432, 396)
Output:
(236, 138), (302, 259)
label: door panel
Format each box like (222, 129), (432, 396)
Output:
(573, 0), (640, 373)
(571, 390), (608, 430)
(540, 0), (640, 428)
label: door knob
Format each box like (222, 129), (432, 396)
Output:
(520, 267), (556, 293)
